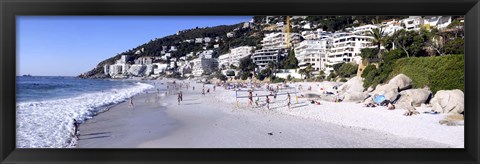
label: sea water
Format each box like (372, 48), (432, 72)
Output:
(16, 76), (154, 148)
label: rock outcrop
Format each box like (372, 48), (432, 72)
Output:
(388, 73), (412, 91)
(396, 88), (432, 107)
(430, 89), (464, 114)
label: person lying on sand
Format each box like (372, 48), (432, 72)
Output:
(387, 103), (395, 110)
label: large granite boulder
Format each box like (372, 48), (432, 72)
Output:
(396, 88), (432, 107)
(368, 83), (399, 102)
(388, 74), (413, 91)
(343, 92), (369, 102)
(430, 89), (464, 114)
(337, 76), (365, 93)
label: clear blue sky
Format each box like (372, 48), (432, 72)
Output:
(17, 16), (252, 76)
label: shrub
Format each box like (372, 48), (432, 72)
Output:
(361, 64), (377, 78)
(444, 38), (465, 55)
(326, 73), (336, 81)
(271, 76), (285, 83)
(340, 78), (348, 82)
(389, 54), (464, 94)
(337, 63), (358, 77)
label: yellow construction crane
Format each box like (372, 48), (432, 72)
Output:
(286, 16), (291, 48)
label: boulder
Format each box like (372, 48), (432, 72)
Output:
(337, 76), (365, 93)
(369, 83), (399, 102)
(343, 92), (369, 102)
(430, 90), (464, 114)
(396, 88), (432, 107)
(388, 74), (413, 91)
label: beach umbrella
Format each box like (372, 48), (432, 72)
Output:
(373, 95), (386, 104)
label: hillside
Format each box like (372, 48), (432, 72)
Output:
(79, 22), (264, 78)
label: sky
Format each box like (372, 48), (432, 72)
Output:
(17, 16), (252, 76)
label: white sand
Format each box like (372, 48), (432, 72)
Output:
(78, 80), (463, 148)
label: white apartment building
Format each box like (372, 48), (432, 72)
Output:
(105, 55), (131, 78)
(227, 32), (235, 38)
(401, 16), (423, 31)
(324, 33), (376, 74)
(381, 19), (404, 36)
(192, 54), (219, 77)
(251, 48), (287, 70)
(218, 46), (253, 69)
(229, 46), (253, 67)
(294, 40), (329, 74)
(352, 24), (379, 35)
(261, 32), (302, 49)
(424, 16), (452, 29)
(218, 53), (231, 68)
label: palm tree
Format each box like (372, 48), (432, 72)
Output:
(305, 64), (314, 79)
(298, 69), (306, 79)
(367, 27), (386, 59)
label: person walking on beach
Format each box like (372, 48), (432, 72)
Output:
(286, 92), (291, 109)
(72, 119), (79, 138)
(248, 91), (253, 107)
(274, 91), (277, 101)
(255, 93), (260, 107)
(129, 97), (134, 108)
(266, 95), (270, 110)
(202, 88), (205, 96)
(180, 91), (183, 101)
(207, 88), (210, 93)
(177, 92), (181, 105)
(213, 85), (216, 92)
(193, 86), (195, 91)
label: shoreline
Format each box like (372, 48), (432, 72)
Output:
(76, 80), (461, 148)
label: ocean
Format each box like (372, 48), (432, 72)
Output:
(16, 76), (155, 148)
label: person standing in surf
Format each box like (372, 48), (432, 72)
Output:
(72, 119), (79, 139)
(129, 96), (134, 108)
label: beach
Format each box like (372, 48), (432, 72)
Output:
(75, 80), (463, 148)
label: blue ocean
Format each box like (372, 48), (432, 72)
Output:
(16, 76), (154, 148)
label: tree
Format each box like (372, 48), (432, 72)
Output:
(283, 49), (299, 69)
(229, 64), (238, 70)
(298, 69), (306, 79)
(360, 48), (379, 60)
(304, 64), (314, 79)
(337, 63), (358, 77)
(444, 38), (465, 54)
(393, 29), (421, 58)
(367, 27), (386, 58)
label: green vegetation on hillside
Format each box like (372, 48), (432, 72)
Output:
(389, 55), (464, 94)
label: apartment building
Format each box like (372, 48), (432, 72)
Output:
(324, 33), (376, 74)
(261, 32), (302, 49)
(218, 53), (231, 68)
(251, 48), (288, 70)
(294, 40), (329, 74)
(400, 16), (423, 31)
(192, 54), (219, 77)
(352, 24), (379, 35)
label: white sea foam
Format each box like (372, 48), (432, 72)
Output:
(16, 82), (154, 148)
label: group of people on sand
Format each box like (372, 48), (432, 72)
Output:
(247, 90), (292, 110)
